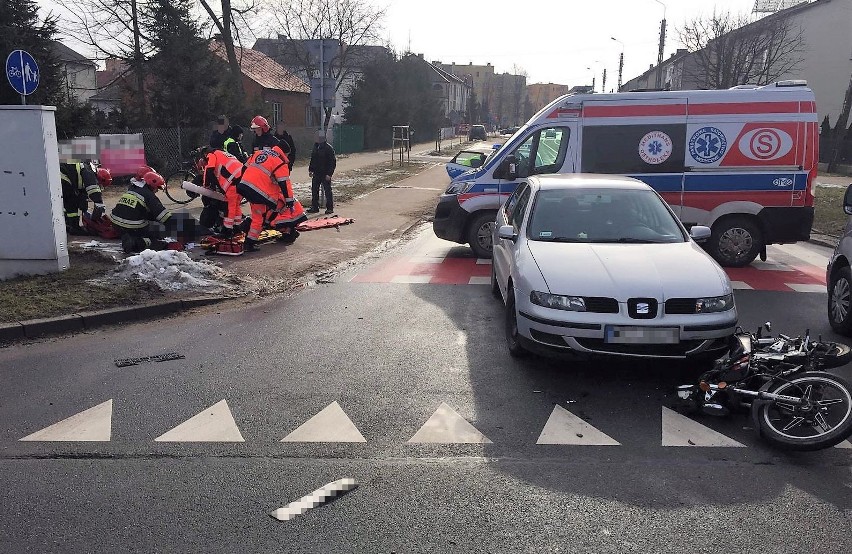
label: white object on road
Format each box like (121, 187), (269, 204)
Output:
(661, 406), (745, 447)
(19, 399), (113, 442)
(407, 402), (492, 444)
(181, 180), (226, 202)
(280, 401), (366, 443)
(269, 478), (358, 521)
(155, 399), (244, 442)
(537, 405), (620, 445)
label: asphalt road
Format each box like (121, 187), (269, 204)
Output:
(1, 230), (850, 553)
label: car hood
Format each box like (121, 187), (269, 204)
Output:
(526, 240), (730, 299)
(450, 167), (481, 183)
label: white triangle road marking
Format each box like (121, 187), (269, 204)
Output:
(785, 283), (826, 293)
(835, 439), (852, 449)
(661, 406), (745, 447)
(281, 401), (366, 443)
(537, 405), (620, 445)
(20, 400), (112, 442)
(155, 399), (244, 442)
(408, 402), (492, 444)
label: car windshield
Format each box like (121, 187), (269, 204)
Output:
(453, 150), (490, 167)
(526, 188), (686, 244)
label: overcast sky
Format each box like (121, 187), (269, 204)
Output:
(37, 0), (766, 87)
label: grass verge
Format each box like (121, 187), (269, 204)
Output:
(813, 186), (847, 237)
(0, 250), (161, 323)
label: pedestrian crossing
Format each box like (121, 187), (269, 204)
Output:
(352, 233), (829, 293)
(15, 398), (852, 449)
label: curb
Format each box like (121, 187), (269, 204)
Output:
(0, 296), (231, 344)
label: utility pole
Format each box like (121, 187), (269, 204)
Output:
(654, 0), (667, 89)
(611, 37), (624, 91)
(602, 68), (607, 95)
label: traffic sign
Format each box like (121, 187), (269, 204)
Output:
(6, 49), (40, 97)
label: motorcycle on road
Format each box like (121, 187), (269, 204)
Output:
(676, 323), (852, 451)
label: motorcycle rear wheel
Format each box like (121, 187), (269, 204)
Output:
(753, 372), (852, 451)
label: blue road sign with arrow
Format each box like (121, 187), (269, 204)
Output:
(6, 49), (40, 97)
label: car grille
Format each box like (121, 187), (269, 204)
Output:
(583, 297), (619, 314)
(574, 338), (705, 357)
(665, 298), (697, 315)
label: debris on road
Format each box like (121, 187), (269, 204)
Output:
(114, 352), (185, 367)
(269, 478), (358, 521)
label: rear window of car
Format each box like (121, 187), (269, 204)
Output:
(527, 188), (686, 244)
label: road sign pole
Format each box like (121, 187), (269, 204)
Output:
(320, 39), (325, 135)
(21, 94), (26, 105)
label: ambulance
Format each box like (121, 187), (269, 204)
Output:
(432, 81), (818, 266)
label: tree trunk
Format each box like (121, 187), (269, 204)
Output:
(828, 74), (852, 174)
(131, 0), (146, 123)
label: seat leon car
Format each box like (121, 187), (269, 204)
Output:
(491, 174), (737, 359)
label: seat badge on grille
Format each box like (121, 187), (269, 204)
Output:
(636, 302), (650, 314)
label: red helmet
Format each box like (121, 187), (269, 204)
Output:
(142, 171), (165, 191)
(96, 167), (112, 187)
(134, 165), (155, 181)
(250, 115), (270, 133)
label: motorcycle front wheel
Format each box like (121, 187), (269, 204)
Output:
(753, 371), (852, 451)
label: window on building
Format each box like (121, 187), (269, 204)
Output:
(272, 102), (282, 125)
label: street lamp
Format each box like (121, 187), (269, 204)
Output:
(653, 0), (667, 89)
(585, 66), (596, 93)
(611, 37), (624, 92)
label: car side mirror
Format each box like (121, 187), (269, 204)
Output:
(498, 155), (518, 180)
(844, 184), (852, 215)
(689, 225), (711, 243)
(498, 225), (517, 242)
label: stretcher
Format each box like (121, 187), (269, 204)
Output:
(296, 216), (355, 231)
(199, 229), (283, 256)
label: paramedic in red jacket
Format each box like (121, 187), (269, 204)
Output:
(200, 148), (245, 237)
(236, 145), (304, 251)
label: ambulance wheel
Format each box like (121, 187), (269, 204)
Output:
(709, 216), (763, 268)
(468, 212), (496, 259)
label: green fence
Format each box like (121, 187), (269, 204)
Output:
(332, 124), (364, 154)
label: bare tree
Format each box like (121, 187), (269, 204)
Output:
(55, 0), (153, 121)
(197, 0), (258, 94)
(268, 0), (386, 126)
(678, 9), (806, 89)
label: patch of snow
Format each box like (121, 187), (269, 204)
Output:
(104, 249), (237, 294)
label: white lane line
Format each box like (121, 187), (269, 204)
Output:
(767, 243), (831, 269)
(468, 276), (491, 285)
(476, 258), (492, 265)
(281, 401), (366, 443)
(155, 399), (244, 442)
(408, 402), (492, 444)
(751, 261), (794, 272)
(536, 405), (620, 445)
(270, 478), (358, 521)
(20, 400), (112, 442)
(730, 281), (754, 290)
(410, 257), (445, 264)
(390, 275), (432, 284)
(785, 283), (826, 293)
(661, 406), (745, 447)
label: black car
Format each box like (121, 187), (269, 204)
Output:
(468, 125), (487, 141)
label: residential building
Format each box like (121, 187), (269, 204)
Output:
(210, 41), (310, 126)
(620, 0), (852, 125)
(487, 71), (529, 128)
(252, 37), (390, 121)
(527, 83), (572, 113)
(438, 62), (495, 106)
(49, 41), (97, 103)
(418, 57), (470, 124)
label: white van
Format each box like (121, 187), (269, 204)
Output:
(433, 81), (819, 266)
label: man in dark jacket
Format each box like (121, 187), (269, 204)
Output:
(308, 129), (337, 214)
(273, 120), (296, 171)
(249, 115), (281, 152)
(209, 115), (230, 150)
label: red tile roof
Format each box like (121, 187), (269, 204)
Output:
(210, 41), (309, 94)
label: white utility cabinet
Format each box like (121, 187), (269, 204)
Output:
(0, 105), (68, 280)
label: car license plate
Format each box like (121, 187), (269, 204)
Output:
(605, 326), (679, 344)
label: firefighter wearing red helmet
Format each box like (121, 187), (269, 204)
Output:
(59, 161), (108, 235)
(250, 115), (283, 153)
(109, 171), (175, 253)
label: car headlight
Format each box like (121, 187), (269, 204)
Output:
(695, 294), (734, 313)
(446, 181), (475, 195)
(530, 291), (586, 312)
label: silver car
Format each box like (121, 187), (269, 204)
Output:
(491, 174), (737, 359)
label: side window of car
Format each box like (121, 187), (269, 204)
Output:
(507, 185), (530, 228)
(503, 186), (522, 221)
(511, 187), (532, 231)
(513, 135), (537, 178)
(532, 127), (571, 175)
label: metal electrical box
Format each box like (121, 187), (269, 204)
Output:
(0, 105), (69, 280)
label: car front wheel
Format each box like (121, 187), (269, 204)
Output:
(505, 286), (528, 357)
(829, 266), (852, 336)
